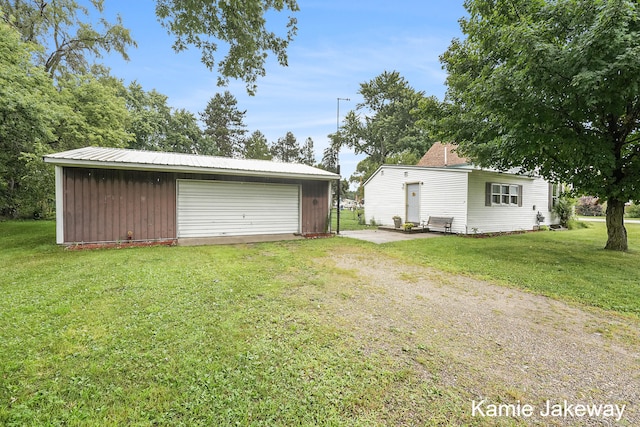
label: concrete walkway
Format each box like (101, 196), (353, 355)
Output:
(339, 229), (446, 244)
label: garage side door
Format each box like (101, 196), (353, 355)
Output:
(177, 180), (300, 238)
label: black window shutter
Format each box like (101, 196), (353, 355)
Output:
(485, 182), (492, 206)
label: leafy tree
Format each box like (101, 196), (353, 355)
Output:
(349, 150), (421, 192)
(200, 91), (247, 158)
(20, 73), (131, 218)
(155, 0), (299, 95)
(270, 131), (301, 163)
(300, 137), (315, 165)
(1, 19), (132, 218)
(18, 144), (56, 219)
(243, 130), (272, 160)
(413, 95), (448, 142)
(124, 82), (173, 151)
(336, 179), (350, 202)
(55, 73), (131, 150)
(166, 109), (210, 155)
(124, 82), (212, 155)
(0, 21), (60, 217)
(1, 0), (135, 77)
(440, 0), (640, 250)
(339, 71), (430, 164)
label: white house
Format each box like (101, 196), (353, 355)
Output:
(363, 143), (559, 234)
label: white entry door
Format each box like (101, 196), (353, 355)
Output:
(177, 180), (300, 238)
(406, 183), (421, 223)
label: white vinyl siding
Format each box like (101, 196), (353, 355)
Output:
(177, 180), (300, 238)
(364, 168), (407, 227)
(419, 170), (468, 234)
(364, 166), (469, 234)
(468, 171), (551, 233)
(365, 166), (555, 235)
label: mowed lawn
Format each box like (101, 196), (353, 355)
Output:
(1, 220), (639, 426)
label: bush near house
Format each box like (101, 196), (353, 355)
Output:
(627, 203), (640, 218)
(552, 195), (575, 227)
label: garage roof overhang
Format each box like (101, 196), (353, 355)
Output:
(44, 147), (340, 181)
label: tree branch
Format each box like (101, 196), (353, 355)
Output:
(44, 35), (105, 75)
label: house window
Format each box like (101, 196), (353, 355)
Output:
(551, 183), (561, 207)
(548, 182), (565, 211)
(487, 183), (522, 206)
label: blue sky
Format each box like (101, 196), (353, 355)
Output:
(98, 1), (467, 181)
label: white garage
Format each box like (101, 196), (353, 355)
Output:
(177, 180), (300, 238)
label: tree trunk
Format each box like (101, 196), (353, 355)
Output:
(604, 198), (628, 251)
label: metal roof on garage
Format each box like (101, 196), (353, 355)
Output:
(44, 146), (340, 180)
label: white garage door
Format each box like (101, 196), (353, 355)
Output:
(177, 180), (300, 238)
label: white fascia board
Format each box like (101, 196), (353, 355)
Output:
(54, 165), (64, 244)
(474, 168), (537, 181)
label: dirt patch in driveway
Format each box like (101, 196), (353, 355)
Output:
(304, 247), (640, 425)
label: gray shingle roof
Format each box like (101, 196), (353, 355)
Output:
(44, 147), (340, 180)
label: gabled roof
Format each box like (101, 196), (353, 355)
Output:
(44, 147), (340, 181)
(417, 142), (468, 167)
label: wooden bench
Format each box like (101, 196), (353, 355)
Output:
(423, 216), (453, 233)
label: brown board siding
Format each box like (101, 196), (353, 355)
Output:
(63, 168), (176, 243)
(62, 167), (331, 243)
(301, 181), (330, 234)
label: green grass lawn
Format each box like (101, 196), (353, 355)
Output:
(1, 220), (638, 425)
(2, 222), (390, 426)
(330, 208), (370, 231)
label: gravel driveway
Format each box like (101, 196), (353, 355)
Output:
(311, 248), (640, 425)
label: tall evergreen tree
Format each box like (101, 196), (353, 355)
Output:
(243, 130), (272, 160)
(300, 137), (315, 165)
(319, 146), (338, 173)
(200, 91), (247, 158)
(270, 131), (301, 163)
